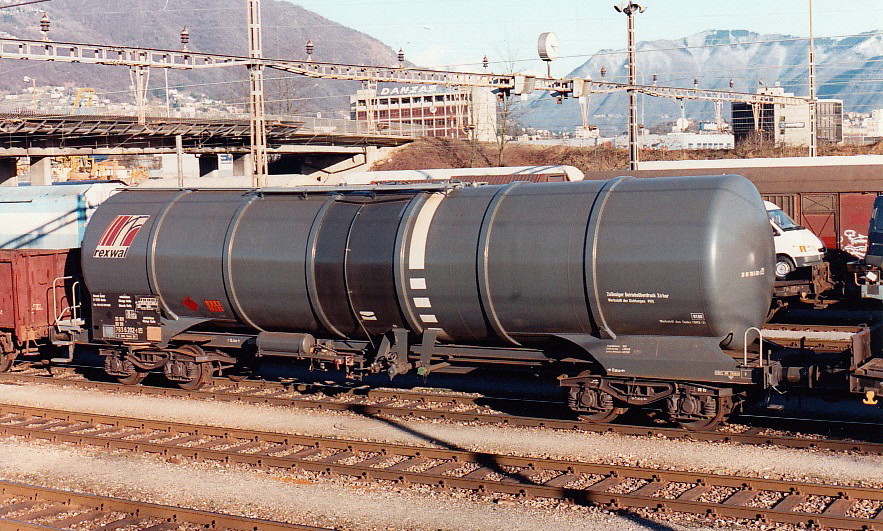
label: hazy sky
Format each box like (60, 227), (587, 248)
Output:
(286, 0), (882, 74)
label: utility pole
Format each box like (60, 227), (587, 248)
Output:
(247, 0), (269, 187)
(615, 2), (645, 171)
(175, 135), (184, 188)
(129, 66), (150, 124)
(807, 0), (817, 156)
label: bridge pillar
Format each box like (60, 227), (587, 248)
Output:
(28, 156), (53, 186)
(0, 158), (18, 187)
(232, 153), (253, 181)
(198, 155), (220, 179)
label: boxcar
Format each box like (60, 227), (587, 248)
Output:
(0, 249), (79, 369)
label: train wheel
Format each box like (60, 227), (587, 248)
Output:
(166, 345), (213, 391)
(671, 395), (732, 431)
(0, 352), (16, 373)
(116, 360), (148, 386)
(570, 386), (627, 423)
(227, 371), (249, 382)
(579, 405), (628, 423)
(176, 361), (212, 390)
(225, 356), (257, 382)
(0, 334), (16, 372)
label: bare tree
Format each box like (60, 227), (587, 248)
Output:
(268, 75), (310, 117)
(492, 44), (526, 167)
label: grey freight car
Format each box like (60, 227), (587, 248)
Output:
(80, 175), (774, 427)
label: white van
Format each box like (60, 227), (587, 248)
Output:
(765, 201), (826, 279)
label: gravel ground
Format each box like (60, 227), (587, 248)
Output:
(0, 383), (880, 488)
(0, 437), (670, 531)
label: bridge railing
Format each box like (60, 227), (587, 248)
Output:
(0, 106), (421, 138)
(284, 115), (421, 138)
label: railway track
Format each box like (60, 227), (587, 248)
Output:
(1, 369), (880, 455)
(0, 478), (320, 530)
(0, 402), (880, 529)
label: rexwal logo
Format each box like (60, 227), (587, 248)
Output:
(93, 215), (150, 258)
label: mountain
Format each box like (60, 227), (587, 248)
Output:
(0, 0), (403, 116)
(519, 29), (883, 135)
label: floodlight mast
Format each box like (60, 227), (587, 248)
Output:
(615, 2), (645, 171)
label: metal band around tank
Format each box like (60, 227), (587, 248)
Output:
(146, 190), (191, 321)
(222, 192), (262, 331)
(476, 182), (525, 346)
(394, 193), (432, 334)
(304, 196), (347, 338)
(584, 176), (632, 339)
(341, 203), (366, 335)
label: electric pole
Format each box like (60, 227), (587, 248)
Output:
(808, 0), (817, 157)
(247, 0), (269, 187)
(615, 2), (645, 171)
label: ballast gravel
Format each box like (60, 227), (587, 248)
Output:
(0, 382), (880, 488)
(0, 437), (662, 531)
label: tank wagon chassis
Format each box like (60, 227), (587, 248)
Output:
(81, 319), (883, 430)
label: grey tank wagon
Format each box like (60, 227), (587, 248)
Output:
(80, 175), (776, 428)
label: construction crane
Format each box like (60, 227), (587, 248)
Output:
(70, 87), (95, 112)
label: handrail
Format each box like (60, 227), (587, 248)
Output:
(51, 277), (81, 326)
(743, 327), (765, 368)
(51, 276), (72, 325)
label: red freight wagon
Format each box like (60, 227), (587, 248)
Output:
(0, 249), (79, 370)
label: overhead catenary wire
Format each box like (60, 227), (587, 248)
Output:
(0, 0), (51, 9)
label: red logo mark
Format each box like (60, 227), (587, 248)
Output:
(93, 215), (150, 259)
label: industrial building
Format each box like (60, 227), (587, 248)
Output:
(731, 86), (843, 146)
(350, 84), (498, 142)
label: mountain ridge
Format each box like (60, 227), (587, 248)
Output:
(0, 0), (402, 116)
(521, 29), (883, 134)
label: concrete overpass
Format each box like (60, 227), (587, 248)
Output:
(0, 113), (413, 185)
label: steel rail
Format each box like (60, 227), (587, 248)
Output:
(0, 478), (323, 530)
(1, 370), (879, 455)
(0, 403), (880, 529)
